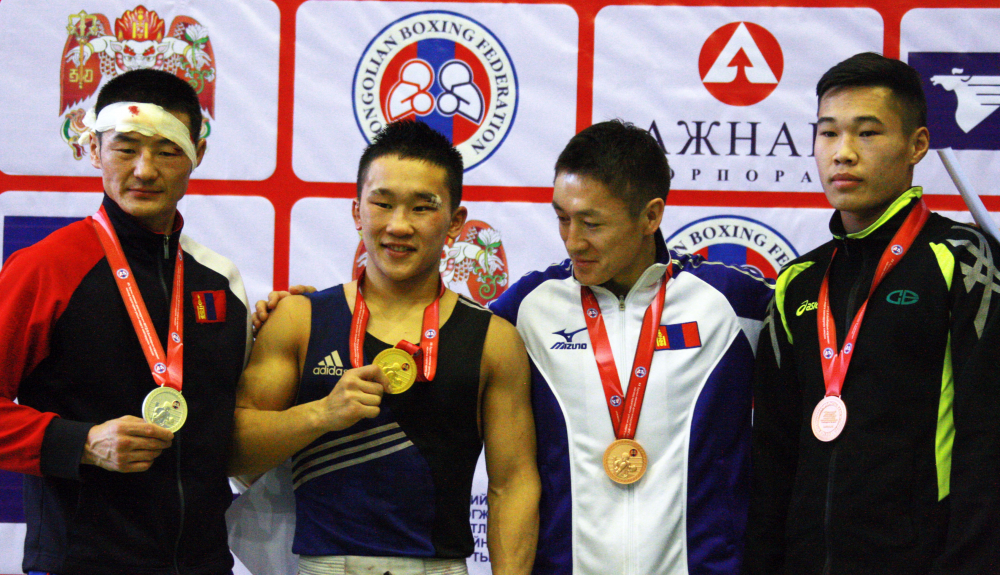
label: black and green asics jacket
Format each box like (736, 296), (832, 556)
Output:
(746, 187), (1000, 575)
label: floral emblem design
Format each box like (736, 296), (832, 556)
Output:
(352, 219), (509, 305)
(58, 5), (217, 159)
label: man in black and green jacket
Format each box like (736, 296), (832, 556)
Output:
(746, 52), (1000, 575)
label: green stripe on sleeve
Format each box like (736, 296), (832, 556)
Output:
(775, 261), (814, 344)
(937, 332), (954, 501)
(929, 242), (955, 291)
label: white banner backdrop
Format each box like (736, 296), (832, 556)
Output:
(593, 7), (883, 193)
(292, 1), (579, 186)
(0, 0), (280, 180)
(901, 8), (1000, 196)
(0, 191), (276, 306)
(288, 198), (567, 298)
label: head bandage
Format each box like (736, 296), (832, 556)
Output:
(79, 102), (199, 166)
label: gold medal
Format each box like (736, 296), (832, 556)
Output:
(603, 438), (647, 485)
(142, 386), (188, 432)
(374, 348), (418, 394)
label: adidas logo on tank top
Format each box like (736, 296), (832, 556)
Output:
(313, 350), (345, 376)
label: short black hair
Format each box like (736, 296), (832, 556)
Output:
(816, 52), (927, 133)
(95, 69), (202, 140)
(554, 119), (670, 217)
(356, 120), (464, 211)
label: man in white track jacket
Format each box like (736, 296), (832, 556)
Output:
(490, 120), (774, 575)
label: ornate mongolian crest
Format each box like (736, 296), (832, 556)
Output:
(352, 220), (509, 305)
(58, 5), (216, 159)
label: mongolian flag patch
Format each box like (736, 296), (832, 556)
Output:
(655, 322), (702, 350)
(192, 290), (227, 323)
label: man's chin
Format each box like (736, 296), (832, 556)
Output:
(573, 271), (607, 287)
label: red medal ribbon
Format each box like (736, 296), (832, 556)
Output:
(349, 268), (445, 382)
(817, 199), (930, 398)
(91, 206), (184, 392)
(581, 270), (670, 440)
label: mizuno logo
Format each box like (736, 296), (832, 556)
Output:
(797, 300), (818, 316)
(886, 290), (919, 305)
(313, 350), (346, 376)
(551, 327), (588, 350)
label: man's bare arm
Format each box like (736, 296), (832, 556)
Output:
(481, 315), (540, 575)
(230, 295), (387, 477)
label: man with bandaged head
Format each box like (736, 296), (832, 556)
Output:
(0, 69), (251, 574)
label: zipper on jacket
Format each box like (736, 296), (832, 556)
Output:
(618, 288), (634, 575)
(173, 436), (186, 575)
(159, 235), (171, 299)
(841, 242), (868, 345)
(822, 446), (838, 575)
(627, 483), (636, 575)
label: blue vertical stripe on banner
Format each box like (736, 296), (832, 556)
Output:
(0, 216), (83, 523)
(3, 216), (83, 263)
(416, 38), (456, 141)
(0, 464), (24, 523)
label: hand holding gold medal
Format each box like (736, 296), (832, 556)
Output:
(142, 386), (188, 432)
(373, 348), (417, 394)
(351, 269), (443, 394)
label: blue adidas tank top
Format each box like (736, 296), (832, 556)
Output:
(293, 285), (491, 558)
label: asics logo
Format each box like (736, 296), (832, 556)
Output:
(797, 300), (818, 316)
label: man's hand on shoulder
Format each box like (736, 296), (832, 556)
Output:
(252, 284), (317, 334)
(311, 364), (390, 433)
(81, 415), (173, 473)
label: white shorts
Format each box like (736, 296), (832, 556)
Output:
(298, 555), (469, 575)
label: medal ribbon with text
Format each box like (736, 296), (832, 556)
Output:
(349, 268), (445, 382)
(91, 206), (184, 391)
(581, 271), (669, 440)
(817, 199), (929, 399)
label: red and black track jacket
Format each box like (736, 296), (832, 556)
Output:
(0, 195), (251, 575)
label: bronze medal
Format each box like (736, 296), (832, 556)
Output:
(603, 438), (648, 485)
(374, 348), (418, 394)
(811, 395), (847, 442)
(142, 386), (188, 432)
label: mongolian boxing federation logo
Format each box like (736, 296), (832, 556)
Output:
(352, 11), (518, 171)
(353, 219), (509, 305)
(699, 22), (783, 107)
(58, 5), (216, 159)
(666, 215), (798, 280)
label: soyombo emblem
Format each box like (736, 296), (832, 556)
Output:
(352, 11), (518, 171)
(59, 5), (216, 159)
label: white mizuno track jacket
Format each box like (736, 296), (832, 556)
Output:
(490, 233), (773, 575)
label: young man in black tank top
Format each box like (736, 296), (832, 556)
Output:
(229, 121), (539, 575)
